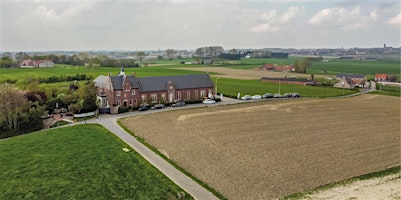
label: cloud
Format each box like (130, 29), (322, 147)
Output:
(308, 6), (361, 25)
(250, 6), (301, 33)
(369, 9), (379, 21)
(250, 23), (279, 32)
(387, 13), (401, 25)
(281, 6), (301, 23)
(33, 5), (59, 20)
(260, 10), (277, 21)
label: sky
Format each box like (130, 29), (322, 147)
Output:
(0, 0), (400, 51)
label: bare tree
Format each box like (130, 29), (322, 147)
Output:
(0, 84), (31, 130)
(165, 49), (177, 60)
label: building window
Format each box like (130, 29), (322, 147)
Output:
(129, 99), (133, 105)
(200, 90), (206, 98)
(151, 94), (157, 103)
(176, 92), (181, 100)
(125, 84), (130, 91)
(117, 100), (121, 106)
(161, 94), (166, 102)
(131, 89), (135, 95)
(194, 90), (198, 99)
(116, 91), (121, 96)
(141, 95), (146, 103)
(186, 91), (191, 100)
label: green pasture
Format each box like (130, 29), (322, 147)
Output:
(308, 59), (400, 76)
(214, 78), (357, 98)
(0, 65), (205, 83)
(0, 124), (192, 199)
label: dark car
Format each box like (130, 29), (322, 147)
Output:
(283, 93), (292, 98)
(172, 101), (186, 107)
(151, 104), (165, 110)
(138, 105), (149, 111)
(262, 93), (273, 98)
(291, 93), (300, 98)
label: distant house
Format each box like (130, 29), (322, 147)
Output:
(21, 60), (55, 68)
(374, 74), (387, 82)
(335, 74), (366, 87)
(94, 68), (215, 112)
(261, 64), (294, 72)
(334, 76), (356, 89)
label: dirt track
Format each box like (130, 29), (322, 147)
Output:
(177, 67), (327, 80)
(121, 95), (400, 199)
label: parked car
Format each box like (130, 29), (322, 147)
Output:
(291, 93), (300, 98)
(203, 99), (216, 104)
(262, 93), (273, 98)
(283, 93), (292, 98)
(138, 105), (149, 111)
(241, 95), (252, 100)
(151, 104), (165, 110)
(172, 101), (186, 107)
(273, 93), (283, 98)
(252, 95), (262, 99)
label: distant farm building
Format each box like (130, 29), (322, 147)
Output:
(258, 64), (295, 72)
(374, 74), (388, 82)
(21, 60), (55, 68)
(261, 77), (316, 86)
(334, 74), (367, 88)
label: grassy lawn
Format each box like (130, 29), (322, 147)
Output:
(214, 78), (357, 98)
(0, 124), (192, 200)
(0, 65), (204, 83)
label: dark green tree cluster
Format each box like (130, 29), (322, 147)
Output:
(294, 58), (311, 73)
(194, 46), (224, 58)
(0, 52), (140, 68)
(0, 84), (46, 138)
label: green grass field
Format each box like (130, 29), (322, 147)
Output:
(0, 65), (204, 83)
(308, 59), (400, 76)
(214, 78), (357, 98)
(0, 124), (192, 200)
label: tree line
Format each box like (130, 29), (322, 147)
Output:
(0, 52), (140, 68)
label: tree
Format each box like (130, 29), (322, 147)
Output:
(294, 58), (310, 73)
(228, 49), (239, 54)
(0, 83), (31, 130)
(165, 49), (177, 60)
(136, 52), (146, 64)
(74, 82), (97, 113)
(15, 52), (31, 63)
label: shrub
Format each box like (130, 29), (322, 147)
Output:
(118, 106), (130, 113)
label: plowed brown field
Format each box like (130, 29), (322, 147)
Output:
(120, 94), (400, 200)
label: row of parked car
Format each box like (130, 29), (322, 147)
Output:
(241, 93), (300, 100)
(137, 101), (186, 111)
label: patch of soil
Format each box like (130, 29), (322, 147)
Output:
(121, 94), (400, 200)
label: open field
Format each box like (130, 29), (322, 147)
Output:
(0, 124), (191, 199)
(178, 66), (326, 80)
(121, 94), (400, 200)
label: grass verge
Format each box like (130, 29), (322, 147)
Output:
(281, 166), (401, 200)
(0, 124), (192, 199)
(117, 120), (227, 200)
